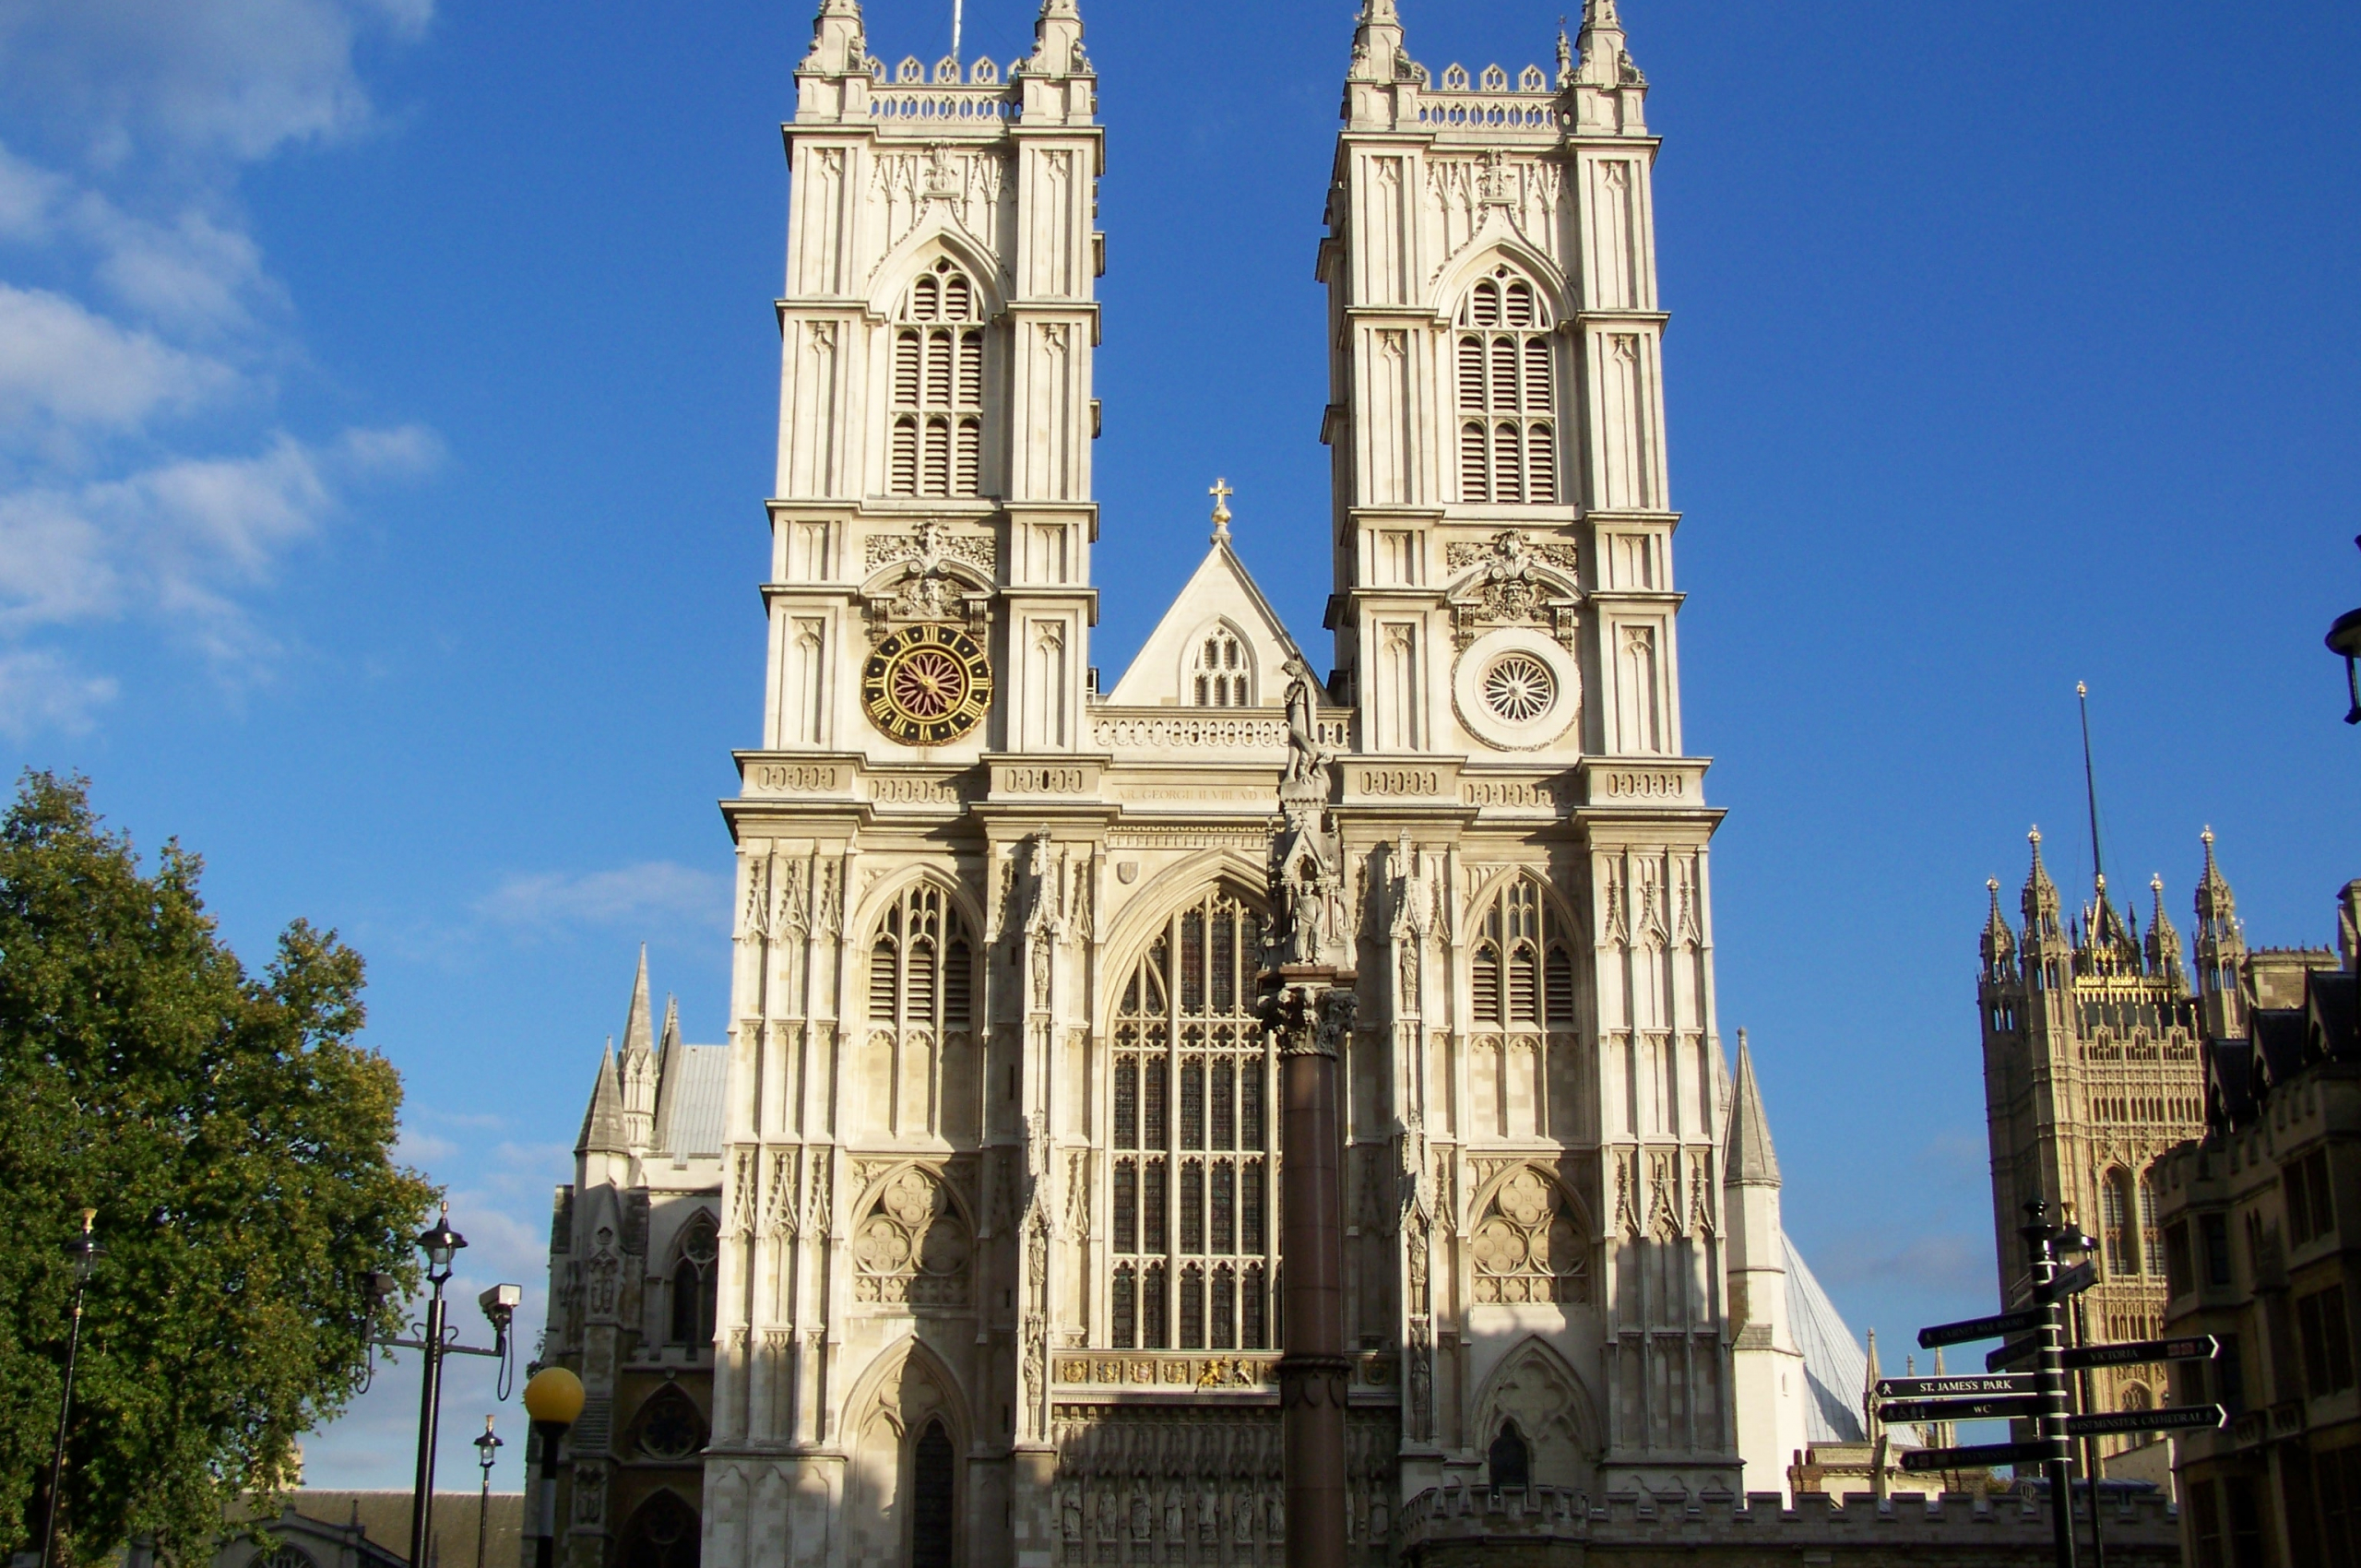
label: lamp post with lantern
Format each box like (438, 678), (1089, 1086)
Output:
(362, 1209), (521, 1568)
(37, 1209), (101, 1568)
(472, 1418), (504, 1568)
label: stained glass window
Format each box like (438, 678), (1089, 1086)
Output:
(1108, 887), (1278, 1352)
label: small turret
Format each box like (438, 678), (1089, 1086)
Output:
(2195, 827), (2247, 1039)
(1982, 877), (2019, 983)
(618, 945), (658, 1152)
(1347, 0), (1411, 85)
(801, 0), (867, 77)
(2146, 873), (2187, 990)
(2022, 829), (2067, 987)
(576, 1040), (629, 1158)
(1027, 0), (1088, 77)
(1725, 1030), (1782, 1187)
(1572, 0), (1644, 89)
(2078, 873), (2141, 980)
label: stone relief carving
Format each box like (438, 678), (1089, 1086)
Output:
(852, 1165), (971, 1305)
(1443, 529), (1582, 648)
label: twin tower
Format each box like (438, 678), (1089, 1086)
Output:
(542, 6), (1842, 1568)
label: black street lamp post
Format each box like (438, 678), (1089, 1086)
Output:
(363, 1209), (520, 1568)
(472, 1418), (503, 1568)
(37, 1210), (101, 1568)
(2324, 535), (2361, 723)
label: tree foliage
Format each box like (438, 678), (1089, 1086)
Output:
(0, 772), (436, 1562)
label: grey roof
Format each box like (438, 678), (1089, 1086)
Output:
(660, 1045), (729, 1158)
(1783, 1231), (1866, 1444)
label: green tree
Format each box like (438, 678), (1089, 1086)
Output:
(0, 771), (436, 1562)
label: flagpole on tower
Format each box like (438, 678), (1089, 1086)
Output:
(953, 0), (964, 64)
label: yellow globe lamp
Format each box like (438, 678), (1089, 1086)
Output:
(522, 1365), (585, 1426)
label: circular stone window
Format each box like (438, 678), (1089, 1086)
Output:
(1453, 629), (1580, 751)
(1482, 654), (1556, 723)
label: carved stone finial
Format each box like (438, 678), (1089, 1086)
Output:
(1209, 477), (1233, 544)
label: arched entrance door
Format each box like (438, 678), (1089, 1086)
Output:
(910, 1420), (955, 1568)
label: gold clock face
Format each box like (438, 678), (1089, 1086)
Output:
(861, 624), (993, 745)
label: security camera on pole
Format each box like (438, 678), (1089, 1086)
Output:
(361, 1209), (523, 1568)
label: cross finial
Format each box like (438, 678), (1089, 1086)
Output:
(1209, 477), (1233, 543)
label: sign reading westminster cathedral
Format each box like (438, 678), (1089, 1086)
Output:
(537, 6), (1870, 1568)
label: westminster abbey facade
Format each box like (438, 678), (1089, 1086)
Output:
(536, 6), (1869, 1567)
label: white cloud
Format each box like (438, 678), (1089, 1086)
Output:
(0, 280), (230, 431)
(0, 2), (437, 733)
(0, 424), (441, 671)
(475, 862), (732, 937)
(0, 0), (434, 169)
(0, 647), (116, 737)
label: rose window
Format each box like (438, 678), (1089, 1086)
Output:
(1471, 1169), (1589, 1304)
(1482, 653), (1556, 724)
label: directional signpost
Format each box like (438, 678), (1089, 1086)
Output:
(2067, 1404), (2225, 1439)
(1893, 1206), (2228, 1568)
(2061, 1335), (2220, 1372)
(1900, 1441), (2052, 1473)
(1916, 1306), (2047, 1348)
(1987, 1335), (2043, 1372)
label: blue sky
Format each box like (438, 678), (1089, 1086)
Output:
(1, 0), (2355, 1491)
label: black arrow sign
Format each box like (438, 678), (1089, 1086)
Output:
(1875, 1374), (2035, 1400)
(1987, 1336), (2042, 1372)
(2065, 1404), (2225, 1438)
(1900, 1440), (2059, 1473)
(1918, 1307), (2047, 1349)
(2060, 1336), (2221, 1372)
(1878, 1396), (2047, 1423)
(2040, 1259), (2097, 1302)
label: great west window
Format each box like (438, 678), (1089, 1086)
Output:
(1109, 888), (1273, 1351)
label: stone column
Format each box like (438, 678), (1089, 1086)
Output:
(1268, 974), (1354, 1568)
(1264, 656), (1355, 1568)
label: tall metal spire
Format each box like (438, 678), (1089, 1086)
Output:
(2076, 682), (2107, 892)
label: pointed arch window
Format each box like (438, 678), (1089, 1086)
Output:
(1190, 626), (1252, 707)
(2140, 1169), (2166, 1277)
(2102, 1167), (2138, 1276)
(1488, 1422), (1532, 1491)
(1470, 877), (1575, 1029)
(1455, 266), (1558, 505)
(1110, 888), (1274, 1349)
(867, 885), (975, 1032)
(668, 1211), (720, 1348)
(889, 258), (987, 499)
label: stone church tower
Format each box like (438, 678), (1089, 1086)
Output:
(537, 6), (1859, 1567)
(1975, 831), (2213, 1428)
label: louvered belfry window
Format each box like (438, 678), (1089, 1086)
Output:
(889, 258), (986, 498)
(1109, 888), (1274, 1351)
(1470, 876), (1576, 1028)
(1456, 267), (1558, 505)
